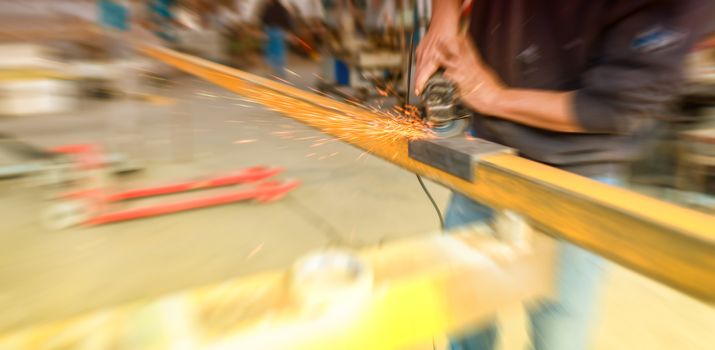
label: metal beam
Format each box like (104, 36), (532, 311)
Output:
(141, 45), (715, 302)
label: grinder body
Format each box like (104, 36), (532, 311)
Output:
(422, 70), (471, 138)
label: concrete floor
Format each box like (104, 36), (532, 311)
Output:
(0, 57), (713, 349)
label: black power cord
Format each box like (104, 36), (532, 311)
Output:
(404, 27), (445, 230)
(416, 174), (445, 229)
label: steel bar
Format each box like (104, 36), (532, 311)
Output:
(61, 166), (284, 202)
(84, 180), (300, 226)
(141, 45), (715, 302)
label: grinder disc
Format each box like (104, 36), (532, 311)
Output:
(430, 118), (469, 138)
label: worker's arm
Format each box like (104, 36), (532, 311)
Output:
(438, 1), (715, 134)
(414, 0), (463, 95)
(437, 37), (582, 132)
(487, 90), (581, 133)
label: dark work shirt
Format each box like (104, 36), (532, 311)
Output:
(469, 0), (714, 175)
(260, 0), (292, 30)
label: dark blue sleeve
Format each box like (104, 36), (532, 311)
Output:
(573, 0), (715, 134)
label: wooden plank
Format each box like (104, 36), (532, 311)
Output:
(140, 45), (715, 302)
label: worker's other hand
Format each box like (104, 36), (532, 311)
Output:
(414, 22), (458, 96)
(439, 36), (506, 115)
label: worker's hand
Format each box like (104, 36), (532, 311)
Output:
(414, 22), (458, 96)
(438, 36), (506, 115)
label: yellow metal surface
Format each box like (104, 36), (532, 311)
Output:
(0, 69), (74, 81)
(0, 231), (556, 349)
(141, 45), (715, 302)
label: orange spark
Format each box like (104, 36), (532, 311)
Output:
(233, 139), (257, 144)
(285, 68), (300, 77)
(246, 243), (264, 260)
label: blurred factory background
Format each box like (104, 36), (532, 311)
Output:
(0, 1), (714, 349)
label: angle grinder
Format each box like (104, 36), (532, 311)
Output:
(421, 69), (471, 138)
